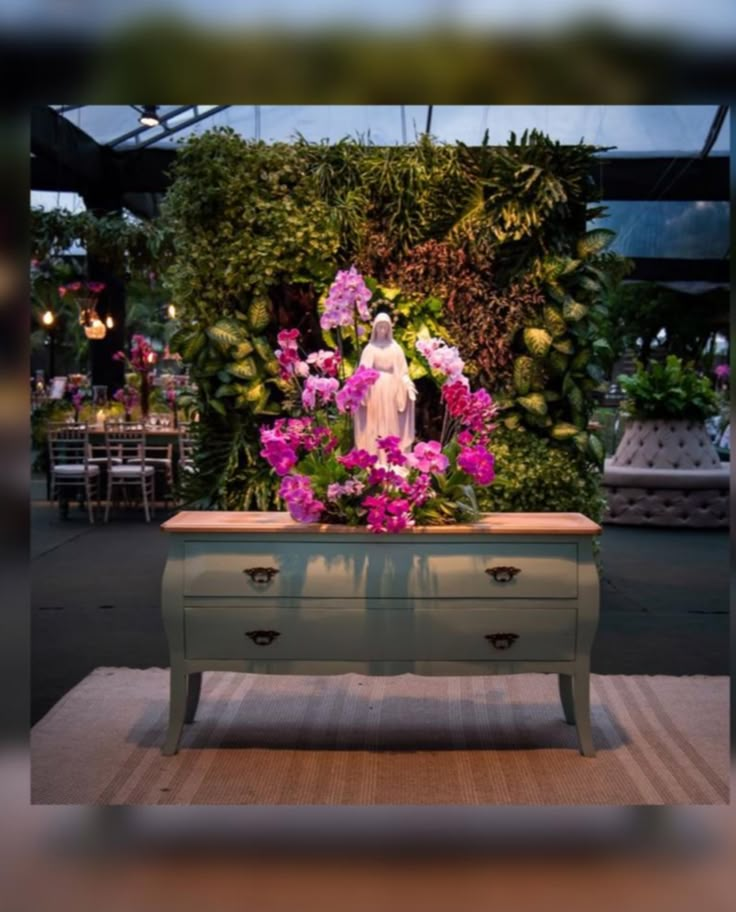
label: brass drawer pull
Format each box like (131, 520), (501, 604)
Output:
(243, 566), (279, 584)
(245, 629), (281, 646)
(485, 633), (519, 651)
(485, 566), (521, 583)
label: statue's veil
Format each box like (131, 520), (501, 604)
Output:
(370, 313), (393, 344)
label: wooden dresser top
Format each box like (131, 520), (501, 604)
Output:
(161, 511), (601, 536)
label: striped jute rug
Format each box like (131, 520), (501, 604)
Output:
(31, 668), (729, 805)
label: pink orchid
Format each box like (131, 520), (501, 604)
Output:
(405, 440), (448, 474)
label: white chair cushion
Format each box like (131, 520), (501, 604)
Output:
(128, 458), (172, 467)
(110, 465), (155, 477)
(53, 464), (100, 476)
(88, 456), (123, 464)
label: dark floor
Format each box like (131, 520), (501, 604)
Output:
(30, 495), (730, 726)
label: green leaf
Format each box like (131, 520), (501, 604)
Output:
(525, 412), (553, 428)
(571, 348), (591, 371)
(409, 360), (428, 381)
(243, 379), (266, 403)
(573, 431), (588, 452)
(567, 383), (584, 413)
(577, 228), (615, 259)
(198, 360), (223, 377)
(227, 357), (257, 379)
(248, 296), (272, 332)
(251, 335), (273, 362)
(215, 383), (239, 398)
(593, 337), (613, 354)
(233, 340), (254, 359)
(543, 306), (567, 339)
(207, 318), (247, 352)
(517, 393), (547, 416)
(588, 434), (605, 464)
(562, 296), (589, 322)
(503, 413), (522, 430)
(553, 337), (575, 355)
(513, 355), (535, 395)
(548, 350), (569, 375)
(523, 327), (552, 358)
(179, 331), (207, 362)
(377, 285), (401, 301)
(550, 422), (579, 440)
(561, 258), (582, 275)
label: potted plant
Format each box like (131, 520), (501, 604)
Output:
(612, 354), (721, 470)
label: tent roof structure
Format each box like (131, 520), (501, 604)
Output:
(31, 104), (730, 287)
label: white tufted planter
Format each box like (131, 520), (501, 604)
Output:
(602, 419), (729, 528)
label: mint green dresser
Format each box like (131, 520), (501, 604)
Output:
(160, 512), (601, 756)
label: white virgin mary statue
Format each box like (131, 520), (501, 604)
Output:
(354, 313), (416, 459)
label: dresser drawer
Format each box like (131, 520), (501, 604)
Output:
(182, 541), (578, 600)
(184, 603), (576, 662)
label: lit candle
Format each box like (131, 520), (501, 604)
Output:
(96, 409), (106, 426)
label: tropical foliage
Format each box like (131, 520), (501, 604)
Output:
(480, 427), (606, 523)
(618, 355), (719, 422)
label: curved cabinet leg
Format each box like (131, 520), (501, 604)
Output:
(558, 673), (576, 725)
(162, 666), (187, 756)
(572, 665), (596, 758)
(185, 672), (202, 724)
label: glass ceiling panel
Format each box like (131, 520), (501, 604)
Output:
(53, 105), (729, 154)
(57, 105), (183, 145)
(31, 189), (86, 214)
(589, 200), (730, 259)
(430, 105), (726, 152)
(713, 107), (730, 152)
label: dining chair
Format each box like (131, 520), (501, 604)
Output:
(129, 441), (175, 506)
(48, 424), (100, 524)
(103, 422), (156, 522)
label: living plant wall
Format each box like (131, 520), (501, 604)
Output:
(162, 127), (629, 518)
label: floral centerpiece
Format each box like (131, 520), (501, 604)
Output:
(259, 268), (498, 533)
(65, 376), (91, 422)
(113, 334), (157, 418)
(112, 384), (140, 421)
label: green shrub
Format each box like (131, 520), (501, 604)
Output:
(479, 427), (605, 522)
(618, 354), (719, 422)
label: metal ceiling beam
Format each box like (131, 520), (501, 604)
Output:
(700, 105), (729, 158)
(597, 155), (728, 201)
(31, 105), (105, 191)
(109, 104), (198, 149)
(135, 105), (231, 150)
(628, 257), (729, 284)
(32, 146), (729, 203)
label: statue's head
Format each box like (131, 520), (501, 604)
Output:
(371, 312), (393, 344)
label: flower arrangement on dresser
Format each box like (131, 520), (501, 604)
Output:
(259, 268), (498, 532)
